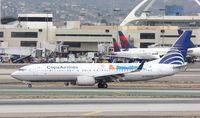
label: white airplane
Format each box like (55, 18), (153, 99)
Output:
(112, 38), (160, 60)
(11, 30), (192, 88)
(112, 31), (200, 62)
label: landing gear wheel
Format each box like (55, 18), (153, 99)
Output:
(187, 57), (196, 63)
(102, 83), (108, 88)
(28, 84), (32, 88)
(98, 82), (108, 88)
(98, 83), (103, 88)
(64, 82), (70, 87)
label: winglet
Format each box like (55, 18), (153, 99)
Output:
(137, 60), (145, 71)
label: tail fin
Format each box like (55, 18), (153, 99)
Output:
(178, 29), (195, 48)
(112, 38), (120, 52)
(118, 31), (134, 49)
(127, 35), (136, 48)
(177, 29), (183, 36)
(159, 30), (192, 65)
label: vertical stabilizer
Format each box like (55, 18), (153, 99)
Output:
(112, 38), (120, 52)
(159, 30), (192, 65)
(178, 29), (195, 48)
(118, 31), (134, 49)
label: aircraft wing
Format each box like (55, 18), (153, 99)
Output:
(95, 61), (145, 81)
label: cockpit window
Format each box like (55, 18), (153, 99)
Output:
(152, 52), (158, 55)
(18, 69), (26, 71)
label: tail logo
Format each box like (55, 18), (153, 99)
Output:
(119, 31), (129, 49)
(120, 35), (129, 49)
(113, 38), (120, 52)
(159, 30), (192, 65)
(159, 49), (184, 65)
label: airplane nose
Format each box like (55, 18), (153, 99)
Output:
(11, 71), (19, 79)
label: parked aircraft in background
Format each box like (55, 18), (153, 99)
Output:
(11, 30), (192, 88)
(112, 38), (160, 60)
(113, 30), (200, 62)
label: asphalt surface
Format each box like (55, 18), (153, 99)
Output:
(0, 98), (200, 105)
(0, 63), (200, 117)
(0, 87), (199, 99)
(0, 98), (200, 117)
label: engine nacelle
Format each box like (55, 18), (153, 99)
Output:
(188, 48), (200, 57)
(76, 76), (96, 86)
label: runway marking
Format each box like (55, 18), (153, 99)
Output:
(113, 91), (124, 95)
(83, 110), (103, 116)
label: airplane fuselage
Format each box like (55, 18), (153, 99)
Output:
(11, 62), (186, 83)
(113, 47), (200, 60)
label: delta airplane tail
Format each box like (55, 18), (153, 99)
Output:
(112, 38), (120, 52)
(118, 31), (134, 49)
(159, 30), (192, 65)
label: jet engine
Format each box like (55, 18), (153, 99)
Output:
(76, 76), (96, 86)
(188, 48), (200, 57)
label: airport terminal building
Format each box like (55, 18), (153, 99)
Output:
(0, 14), (113, 54)
(1, 0), (200, 55)
(0, 13), (200, 53)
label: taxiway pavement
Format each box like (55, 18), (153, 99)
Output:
(0, 98), (200, 117)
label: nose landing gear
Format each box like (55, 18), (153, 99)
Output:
(23, 81), (32, 88)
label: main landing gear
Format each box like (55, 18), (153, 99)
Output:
(64, 82), (70, 87)
(98, 81), (108, 88)
(187, 57), (195, 63)
(27, 84), (32, 88)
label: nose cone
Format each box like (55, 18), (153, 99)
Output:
(154, 55), (160, 59)
(11, 71), (20, 80)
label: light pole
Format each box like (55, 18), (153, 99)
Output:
(143, 10), (150, 26)
(159, 8), (165, 47)
(0, 0), (1, 25)
(44, 10), (51, 42)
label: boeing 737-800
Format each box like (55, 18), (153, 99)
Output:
(11, 30), (192, 88)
